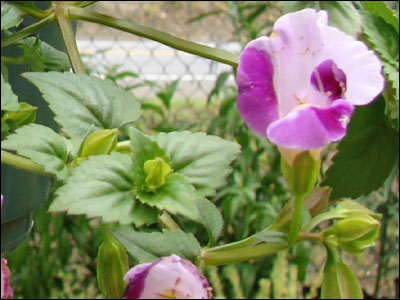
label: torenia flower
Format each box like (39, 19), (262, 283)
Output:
(237, 8), (384, 150)
(123, 254), (212, 299)
(1, 258), (13, 299)
(1, 195), (13, 300)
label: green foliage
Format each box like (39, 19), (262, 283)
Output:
(363, 1), (399, 33)
(15, 37), (71, 72)
(1, 2), (24, 31)
(2, 123), (70, 179)
(109, 228), (201, 264)
(22, 72), (142, 138)
(280, 1), (362, 37)
(362, 11), (399, 130)
(49, 151), (160, 226)
(322, 97), (399, 199)
(196, 197), (224, 246)
(154, 130), (241, 197)
(1, 74), (20, 112)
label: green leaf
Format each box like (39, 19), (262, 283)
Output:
(49, 152), (159, 226)
(22, 72), (142, 139)
(154, 131), (241, 197)
(196, 198), (224, 246)
(363, 1), (399, 33)
(1, 124), (70, 180)
(129, 127), (170, 190)
(1, 74), (20, 112)
(1, 2), (24, 31)
(322, 97), (399, 199)
(16, 37), (71, 72)
(362, 12), (399, 129)
(321, 247), (363, 299)
(110, 227), (201, 264)
(207, 71), (232, 104)
(156, 79), (179, 109)
(280, 1), (362, 37)
(137, 173), (200, 221)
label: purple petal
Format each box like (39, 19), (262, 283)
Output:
(237, 37), (279, 137)
(1, 258), (13, 299)
(317, 25), (384, 105)
(124, 255), (212, 299)
(267, 99), (354, 149)
(311, 59), (346, 101)
(124, 263), (152, 299)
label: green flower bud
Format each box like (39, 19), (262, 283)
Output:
(335, 200), (382, 220)
(280, 150), (321, 197)
(73, 129), (118, 165)
(144, 157), (172, 192)
(323, 214), (380, 254)
(2, 102), (37, 136)
(97, 230), (129, 299)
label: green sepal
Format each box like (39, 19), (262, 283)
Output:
(1, 102), (37, 136)
(281, 151), (321, 197)
(74, 128), (118, 165)
(97, 229), (129, 299)
(321, 246), (363, 299)
(144, 157), (172, 192)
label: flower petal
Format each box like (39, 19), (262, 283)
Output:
(311, 59), (346, 101)
(237, 37), (279, 137)
(317, 23), (384, 105)
(267, 99), (354, 149)
(124, 255), (212, 299)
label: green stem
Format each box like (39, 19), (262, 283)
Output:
(373, 165), (398, 299)
(201, 242), (288, 266)
(55, 4), (86, 74)
(301, 210), (346, 233)
(1, 14), (54, 48)
(158, 211), (181, 232)
(1, 56), (26, 64)
(115, 141), (131, 153)
(67, 6), (239, 67)
(1, 150), (52, 176)
(288, 194), (304, 244)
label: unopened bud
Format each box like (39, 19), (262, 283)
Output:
(97, 230), (129, 299)
(144, 157), (172, 192)
(323, 214), (380, 254)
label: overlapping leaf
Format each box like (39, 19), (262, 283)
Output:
(1, 74), (20, 112)
(154, 131), (241, 197)
(49, 152), (159, 226)
(2, 123), (69, 179)
(110, 228), (201, 264)
(1, 2), (24, 31)
(22, 72), (142, 139)
(322, 97), (399, 199)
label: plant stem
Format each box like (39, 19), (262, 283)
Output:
(373, 165), (398, 298)
(201, 242), (288, 266)
(67, 6), (239, 67)
(54, 3), (86, 74)
(1, 14), (54, 48)
(1, 150), (52, 176)
(288, 194), (304, 244)
(158, 211), (181, 232)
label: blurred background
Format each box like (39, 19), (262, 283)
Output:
(5, 1), (399, 299)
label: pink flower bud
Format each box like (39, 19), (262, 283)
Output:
(1, 258), (13, 299)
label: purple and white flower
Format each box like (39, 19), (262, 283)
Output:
(237, 8), (384, 150)
(123, 254), (212, 299)
(1, 195), (13, 300)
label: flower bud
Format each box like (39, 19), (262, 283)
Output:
(2, 102), (37, 136)
(124, 254), (212, 299)
(80, 128), (118, 158)
(97, 230), (129, 299)
(280, 149), (321, 197)
(323, 214), (380, 254)
(143, 157), (172, 192)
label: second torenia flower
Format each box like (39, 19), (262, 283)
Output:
(124, 254), (212, 299)
(237, 8), (384, 150)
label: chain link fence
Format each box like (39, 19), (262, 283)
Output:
(76, 1), (241, 100)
